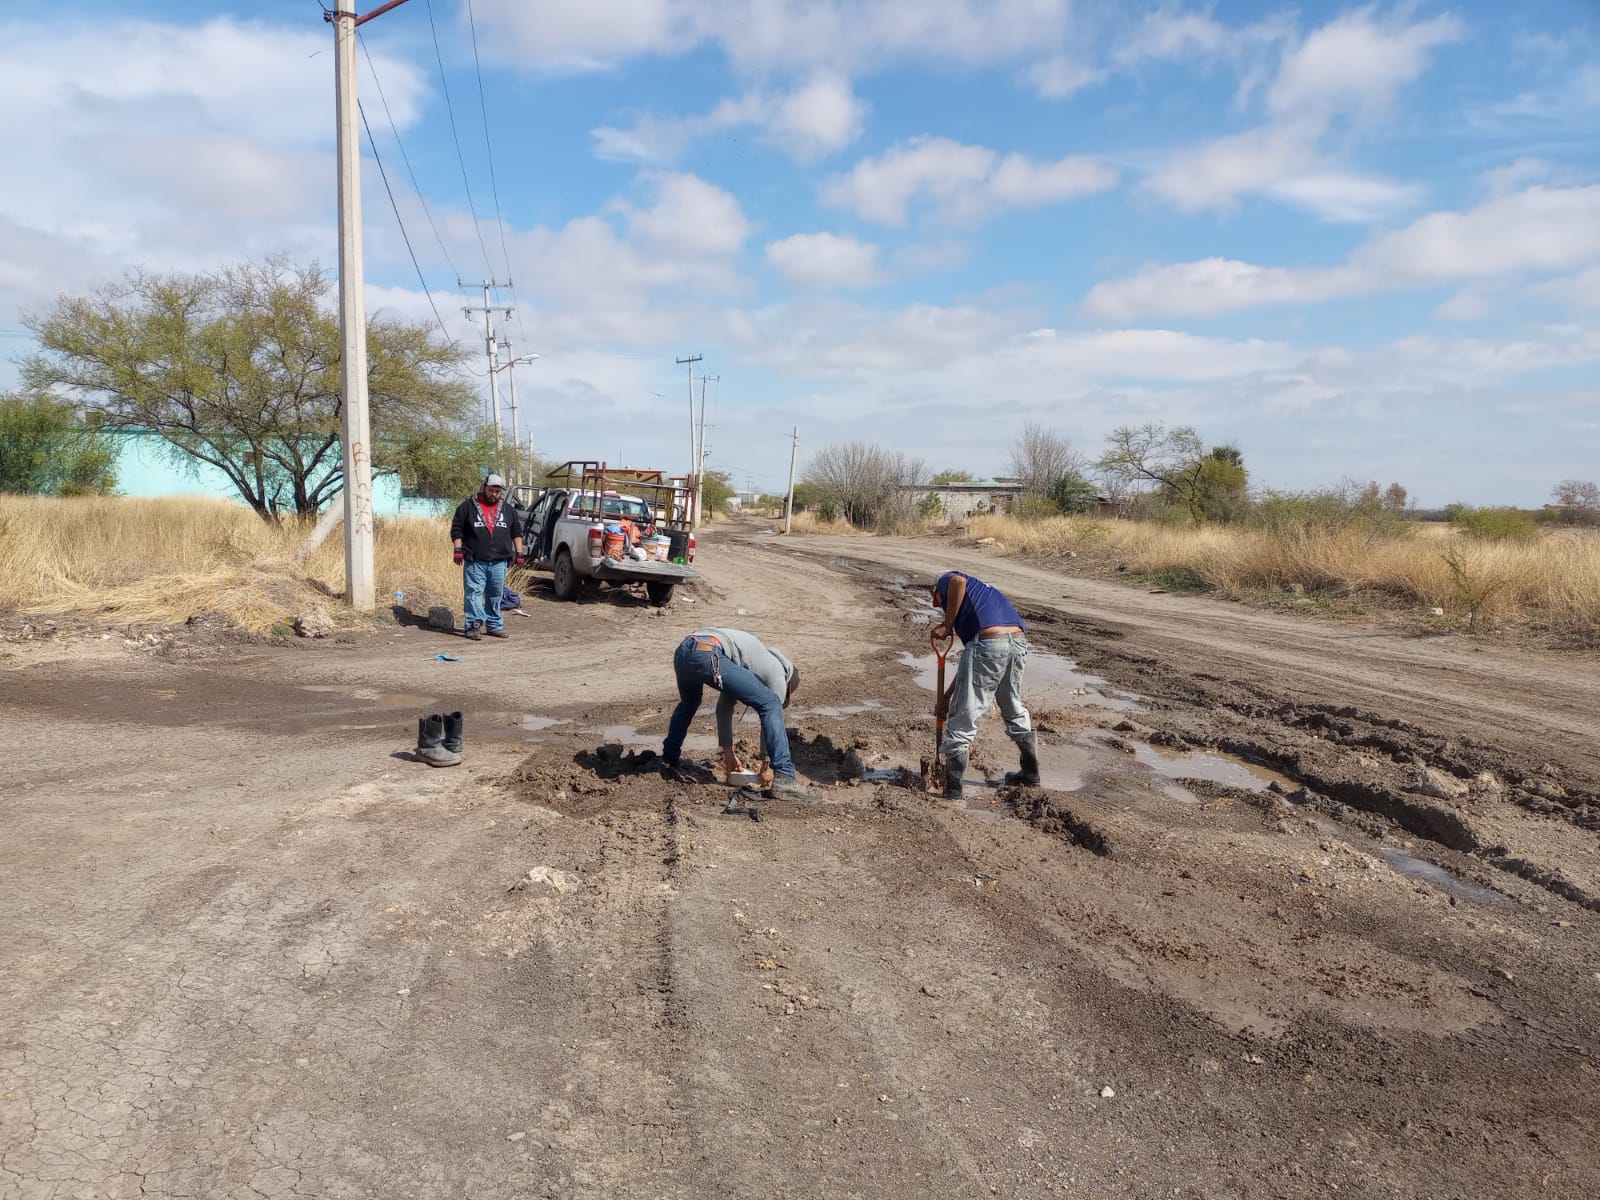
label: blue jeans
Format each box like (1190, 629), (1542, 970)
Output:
(941, 634), (1031, 756)
(462, 559), (507, 631)
(662, 636), (795, 778)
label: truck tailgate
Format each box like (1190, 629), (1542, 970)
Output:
(593, 559), (698, 584)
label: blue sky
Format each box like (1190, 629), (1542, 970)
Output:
(1, 0), (1596, 504)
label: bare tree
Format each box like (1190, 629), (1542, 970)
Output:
(1005, 420), (1085, 496)
(1097, 423), (1209, 521)
(1552, 479), (1600, 510)
(803, 442), (927, 527)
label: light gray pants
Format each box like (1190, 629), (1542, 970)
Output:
(941, 634), (1031, 756)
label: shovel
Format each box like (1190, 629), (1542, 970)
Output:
(923, 629), (954, 792)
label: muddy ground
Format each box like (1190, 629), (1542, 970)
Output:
(3, 518), (1598, 1199)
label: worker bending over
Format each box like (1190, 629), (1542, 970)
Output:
(662, 628), (815, 803)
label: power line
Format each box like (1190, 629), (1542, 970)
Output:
(424, 0), (495, 277)
(357, 30), (461, 283)
(356, 96), (458, 349)
(464, 0), (515, 288)
(463, 0), (531, 357)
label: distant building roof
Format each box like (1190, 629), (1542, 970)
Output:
(904, 479), (1021, 492)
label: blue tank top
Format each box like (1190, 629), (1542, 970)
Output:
(935, 572), (1025, 644)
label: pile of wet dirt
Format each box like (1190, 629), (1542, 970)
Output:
(1005, 787), (1112, 856)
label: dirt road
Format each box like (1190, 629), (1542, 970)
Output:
(3, 521), (1597, 1199)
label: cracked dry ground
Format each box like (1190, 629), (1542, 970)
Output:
(3, 524), (1598, 1199)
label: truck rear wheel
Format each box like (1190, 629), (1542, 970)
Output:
(553, 549), (581, 601)
(646, 581), (674, 607)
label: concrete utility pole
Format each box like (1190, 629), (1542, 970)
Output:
(497, 342), (539, 482)
(463, 280), (513, 453)
(784, 426), (799, 534)
(696, 374), (719, 489)
(326, 0), (413, 611)
(674, 354), (702, 522)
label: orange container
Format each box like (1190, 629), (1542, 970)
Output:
(602, 530), (627, 559)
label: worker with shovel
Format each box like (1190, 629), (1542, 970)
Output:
(929, 571), (1038, 800)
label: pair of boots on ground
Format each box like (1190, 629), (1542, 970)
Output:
(416, 711), (464, 767)
(944, 732), (1039, 800)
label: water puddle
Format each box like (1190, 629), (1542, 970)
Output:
(1127, 741), (1295, 793)
(899, 650), (1143, 712)
(1377, 847), (1512, 907)
(514, 714), (569, 732)
(301, 685), (437, 709)
(596, 724), (718, 752)
(798, 700), (886, 718)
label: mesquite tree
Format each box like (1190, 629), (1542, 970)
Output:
(24, 258), (475, 522)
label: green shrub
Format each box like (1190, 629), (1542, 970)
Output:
(1449, 506), (1539, 542)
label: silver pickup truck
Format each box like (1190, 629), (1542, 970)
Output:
(518, 485), (697, 606)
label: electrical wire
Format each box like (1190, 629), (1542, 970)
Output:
(357, 96), (459, 349)
(424, 0), (495, 279)
(463, 0), (532, 356)
(358, 30), (461, 283)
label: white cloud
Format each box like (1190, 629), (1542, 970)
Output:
(621, 172), (751, 256)
(476, 0), (1076, 75)
(824, 137), (1116, 226)
(593, 73), (863, 164)
(1086, 185), (1600, 320)
(1481, 157), (1553, 196)
(1116, 11), (1236, 64)
(1267, 11), (1463, 117)
(0, 15), (425, 314)
(1435, 291), (1491, 322)
(1023, 56), (1108, 99)
(1534, 264), (1600, 313)
(1084, 258), (1357, 322)
(765, 233), (883, 290)
(1140, 11), (1459, 221)
(768, 74), (867, 160)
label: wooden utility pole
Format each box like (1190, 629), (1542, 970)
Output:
(326, 0), (414, 610)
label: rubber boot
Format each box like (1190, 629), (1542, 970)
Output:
(943, 750), (968, 801)
(442, 711), (464, 758)
(768, 774), (820, 804)
(1004, 733), (1041, 787)
(417, 713), (462, 767)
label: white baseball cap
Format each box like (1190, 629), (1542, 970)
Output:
(484, 473), (506, 488)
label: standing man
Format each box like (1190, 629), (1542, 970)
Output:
(450, 473), (524, 640)
(662, 628), (815, 802)
(930, 571), (1039, 799)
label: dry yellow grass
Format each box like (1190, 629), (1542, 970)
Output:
(784, 511), (864, 535)
(0, 494), (460, 634)
(964, 513), (1600, 636)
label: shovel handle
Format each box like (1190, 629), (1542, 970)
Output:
(930, 629), (953, 662)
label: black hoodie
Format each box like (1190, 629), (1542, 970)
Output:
(450, 493), (518, 562)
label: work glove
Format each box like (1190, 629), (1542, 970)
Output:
(452, 549), (465, 565)
(513, 553), (527, 566)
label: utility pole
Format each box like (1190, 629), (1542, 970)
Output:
(696, 373), (719, 488)
(784, 426), (799, 534)
(675, 354), (702, 523)
(497, 342), (539, 482)
(325, 0), (412, 611)
(463, 280), (513, 453)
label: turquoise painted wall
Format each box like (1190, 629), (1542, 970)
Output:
(111, 430), (448, 517)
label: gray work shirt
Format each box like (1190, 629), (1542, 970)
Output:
(693, 627), (794, 749)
